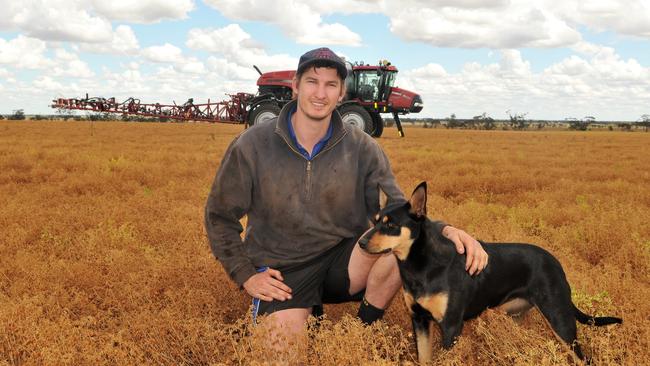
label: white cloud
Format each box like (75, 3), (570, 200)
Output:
(33, 76), (64, 91)
(142, 43), (184, 63)
(52, 49), (95, 78)
(398, 47), (650, 120)
(0, 67), (11, 79)
(205, 57), (258, 80)
(91, 0), (195, 23)
(1, 0), (649, 121)
(0, 1), (139, 55)
(556, 0), (650, 39)
(0, 39), (93, 78)
(386, 0), (581, 48)
(81, 25), (140, 55)
(0, 35), (52, 69)
(186, 24), (296, 73)
(5, 0), (113, 43)
(383, 0), (650, 48)
(306, 0), (383, 15)
(203, 0), (362, 46)
(180, 58), (206, 74)
(140, 43), (207, 76)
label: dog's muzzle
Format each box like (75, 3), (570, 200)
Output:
(358, 227), (375, 250)
(358, 236), (369, 249)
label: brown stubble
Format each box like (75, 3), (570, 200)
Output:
(0, 121), (647, 365)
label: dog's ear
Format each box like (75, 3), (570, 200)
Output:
(409, 182), (427, 217)
(378, 184), (388, 210)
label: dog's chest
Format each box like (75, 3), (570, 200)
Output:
(403, 290), (449, 322)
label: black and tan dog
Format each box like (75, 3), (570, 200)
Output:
(359, 182), (622, 364)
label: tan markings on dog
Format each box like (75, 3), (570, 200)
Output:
(403, 291), (415, 315)
(379, 188), (388, 209)
(392, 227), (414, 260)
(366, 227), (414, 260)
(417, 292), (449, 322)
(496, 298), (533, 316)
(416, 327), (433, 363)
(382, 216), (388, 223)
(375, 214), (380, 222)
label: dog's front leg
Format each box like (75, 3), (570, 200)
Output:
(411, 312), (433, 364)
(438, 307), (464, 349)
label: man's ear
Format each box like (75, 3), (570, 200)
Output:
(408, 181), (427, 217)
(291, 77), (299, 95)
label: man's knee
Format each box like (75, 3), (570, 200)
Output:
(348, 243), (387, 293)
(264, 308), (311, 335)
(366, 253), (402, 288)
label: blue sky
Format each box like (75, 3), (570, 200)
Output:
(1, 0), (649, 121)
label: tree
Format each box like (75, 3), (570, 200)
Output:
(56, 107), (74, 121)
(8, 109), (26, 120)
(638, 114), (650, 132)
(506, 110), (528, 130)
(567, 116), (594, 131)
(445, 113), (464, 129)
(87, 112), (111, 121)
(473, 112), (495, 130)
(617, 123), (632, 131)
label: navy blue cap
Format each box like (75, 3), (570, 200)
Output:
(297, 47), (347, 79)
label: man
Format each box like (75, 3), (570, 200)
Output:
(205, 47), (488, 338)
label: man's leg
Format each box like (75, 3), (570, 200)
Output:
(264, 308), (311, 335)
(348, 243), (402, 324)
(257, 308), (311, 361)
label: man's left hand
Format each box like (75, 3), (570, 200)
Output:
(442, 226), (488, 275)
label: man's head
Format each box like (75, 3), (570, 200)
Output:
(296, 47), (347, 82)
(292, 47), (347, 123)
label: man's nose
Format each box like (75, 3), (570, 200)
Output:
(315, 84), (327, 98)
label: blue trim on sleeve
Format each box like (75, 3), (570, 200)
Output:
(251, 266), (269, 325)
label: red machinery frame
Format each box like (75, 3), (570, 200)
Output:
(51, 93), (254, 123)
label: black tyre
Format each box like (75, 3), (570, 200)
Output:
(338, 104), (374, 135)
(370, 113), (384, 137)
(248, 102), (281, 126)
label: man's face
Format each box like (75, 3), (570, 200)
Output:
(292, 66), (345, 123)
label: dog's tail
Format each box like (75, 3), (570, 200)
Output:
(574, 304), (622, 326)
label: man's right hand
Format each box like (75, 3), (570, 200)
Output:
(242, 268), (293, 302)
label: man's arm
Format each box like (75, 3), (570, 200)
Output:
(206, 136), (294, 302)
(204, 137), (257, 287)
(363, 141), (405, 216)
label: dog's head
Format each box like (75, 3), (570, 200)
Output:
(358, 182), (428, 261)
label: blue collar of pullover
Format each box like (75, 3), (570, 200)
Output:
(286, 106), (333, 161)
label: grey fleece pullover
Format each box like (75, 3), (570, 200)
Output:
(204, 100), (445, 286)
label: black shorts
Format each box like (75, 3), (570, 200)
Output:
(252, 237), (365, 321)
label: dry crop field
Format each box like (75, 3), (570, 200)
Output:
(1, 120), (648, 365)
